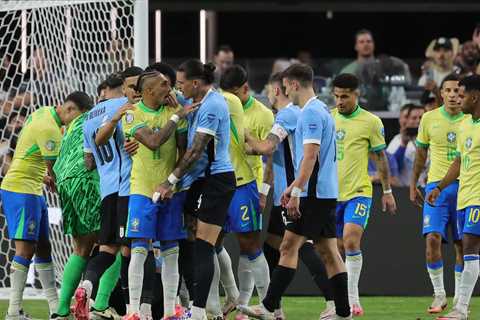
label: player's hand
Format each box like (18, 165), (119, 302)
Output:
(281, 185), (293, 207)
(244, 130), (255, 143)
(44, 175), (56, 193)
(165, 91), (179, 108)
(124, 139), (139, 156)
(409, 184), (424, 208)
(426, 187), (441, 206)
(382, 193), (397, 214)
(112, 103), (134, 122)
(153, 181), (174, 202)
(259, 193), (267, 212)
(286, 195), (301, 220)
(176, 102), (201, 119)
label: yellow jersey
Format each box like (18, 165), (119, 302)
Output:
(1, 106), (63, 195)
(242, 96), (274, 188)
(122, 101), (187, 198)
(222, 92), (256, 187)
(332, 106), (386, 201)
(456, 115), (480, 210)
(416, 106), (464, 183)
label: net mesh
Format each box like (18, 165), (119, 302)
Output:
(0, 0), (135, 288)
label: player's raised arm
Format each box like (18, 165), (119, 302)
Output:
(245, 131), (280, 156)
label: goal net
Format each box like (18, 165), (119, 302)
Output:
(0, 0), (137, 291)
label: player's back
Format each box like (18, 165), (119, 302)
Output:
(222, 91), (255, 187)
(1, 106), (62, 195)
(295, 98), (338, 199)
(83, 97), (130, 200)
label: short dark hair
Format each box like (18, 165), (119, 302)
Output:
(269, 72), (286, 96)
(220, 65), (248, 90)
(459, 75), (480, 92)
(122, 66), (144, 79)
(332, 73), (359, 91)
(97, 80), (107, 96)
(104, 73), (124, 89)
(136, 71), (161, 93)
(216, 45), (233, 55)
(400, 103), (412, 113)
(65, 91), (93, 112)
(145, 62), (176, 85)
(440, 73), (460, 89)
(282, 63), (313, 87)
(355, 29), (373, 41)
(178, 59), (216, 85)
(406, 104), (424, 117)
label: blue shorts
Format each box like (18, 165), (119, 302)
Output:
(457, 206), (480, 238)
(224, 181), (261, 233)
(0, 189), (49, 241)
(422, 181), (460, 241)
(336, 197), (372, 238)
(126, 192), (187, 241)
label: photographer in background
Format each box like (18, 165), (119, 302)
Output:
(387, 104), (425, 186)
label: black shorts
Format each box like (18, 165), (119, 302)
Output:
(98, 193), (129, 245)
(267, 206), (286, 237)
(184, 178), (206, 217)
(284, 197), (337, 241)
(189, 172), (236, 227)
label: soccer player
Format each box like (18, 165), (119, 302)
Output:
(119, 71), (194, 320)
(0, 93), (93, 319)
(331, 74), (397, 316)
(245, 72), (337, 320)
(155, 59), (236, 320)
(426, 74), (480, 320)
(220, 64), (274, 312)
(410, 74), (465, 314)
(242, 63), (351, 320)
(49, 92), (102, 320)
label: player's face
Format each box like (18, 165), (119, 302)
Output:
(150, 74), (171, 105)
(458, 86), (468, 113)
(58, 100), (82, 125)
(333, 87), (358, 114)
(441, 80), (460, 109)
(355, 33), (374, 58)
(283, 77), (299, 105)
(123, 75), (141, 104)
(215, 50), (234, 74)
(176, 71), (194, 99)
(231, 83), (249, 104)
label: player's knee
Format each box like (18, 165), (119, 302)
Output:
(279, 239), (297, 257)
(343, 237), (360, 252)
(426, 233), (442, 250)
(238, 233), (261, 255)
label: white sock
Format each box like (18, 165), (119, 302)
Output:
(7, 259), (29, 316)
(248, 252), (270, 300)
(191, 305), (206, 320)
(454, 264), (463, 302)
(140, 303), (152, 318)
(161, 246), (180, 317)
(217, 247), (239, 303)
(35, 260), (58, 314)
(237, 255), (254, 306)
(427, 261), (446, 297)
(457, 255), (479, 315)
(128, 246), (148, 313)
(206, 253), (222, 317)
(346, 251), (363, 305)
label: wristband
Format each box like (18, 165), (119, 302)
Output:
(383, 189), (392, 195)
(291, 186), (302, 198)
(170, 114), (180, 124)
(168, 173), (180, 185)
(260, 183), (271, 196)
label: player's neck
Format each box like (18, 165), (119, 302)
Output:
(106, 89), (123, 99)
(298, 88), (316, 108)
(275, 98), (290, 110)
(142, 96), (161, 110)
(444, 104), (462, 116)
(357, 54), (374, 63)
(471, 107), (480, 121)
(194, 85), (213, 103)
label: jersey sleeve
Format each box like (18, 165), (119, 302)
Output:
(259, 109), (274, 140)
(36, 125), (62, 160)
(196, 102), (220, 136)
(270, 111), (290, 142)
(369, 116), (387, 152)
(416, 115), (430, 148)
(301, 108), (323, 145)
(177, 118), (188, 134)
(122, 109), (146, 139)
(83, 126), (93, 154)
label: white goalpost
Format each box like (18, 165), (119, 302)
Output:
(0, 0), (148, 296)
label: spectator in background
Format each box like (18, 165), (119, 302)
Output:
(214, 45), (234, 85)
(368, 152), (401, 187)
(472, 23), (480, 50)
(454, 40), (480, 77)
(341, 29), (375, 75)
(419, 37), (459, 88)
(387, 104), (425, 186)
(297, 49), (331, 77)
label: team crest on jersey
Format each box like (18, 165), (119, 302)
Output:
(465, 137), (473, 150)
(380, 127), (385, 137)
(45, 140), (56, 151)
(125, 113), (134, 124)
(131, 218), (140, 232)
(207, 113), (216, 122)
(336, 129), (346, 141)
(27, 221), (36, 235)
(423, 215), (430, 227)
(447, 132), (456, 143)
(308, 123), (317, 131)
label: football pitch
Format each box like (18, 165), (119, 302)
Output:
(1, 297), (480, 319)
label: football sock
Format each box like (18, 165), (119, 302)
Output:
(345, 250), (363, 305)
(263, 242), (280, 276)
(206, 252), (222, 317)
(216, 246), (239, 302)
(84, 251), (117, 297)
(457, 255), (479, 314)
(237, 255), (254, 306)
(7, 256), (31, 316)
(121, 254), (131, 306)
(262, 265), (296, 312)
(330, 272), (350, 317)
(247, 250), (270, 300)
(179, 239), (195, 299)
(193, 239), (215, 309)
(94, 253), (121, 311)
(161, 242), (180, 317)
(34, 256), (58, 314)
(299, 242), (334, 301)
(128, 241), (148, 313)
(427, 260), (446, 297)
(141, 251), (155, 306)
(57, 254), (87, 316)
(454, 264), (464, 303)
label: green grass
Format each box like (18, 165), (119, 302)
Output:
(1, 297), (479, 319)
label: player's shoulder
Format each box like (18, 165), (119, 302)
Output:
(358, 107), (383, 124)
(204, 90), (228, 110)
(222, 91), (243, 113)
(253, 98), (274, 117)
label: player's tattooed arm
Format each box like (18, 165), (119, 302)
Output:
(245, 132), (280, 156)
(84, 152), (97, 171)
(371, 150), (392, 192)
(172, 132), (213, 179)
(175, 131), (188, 166)
(134, 122), (178, 151)
(409, 146), (428, 206)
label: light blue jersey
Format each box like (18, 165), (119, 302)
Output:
(181, 89), (233, 188)
(294, 97), (338, 199)
(272, 104), (300, 206)
(83, 97), (132, 199)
